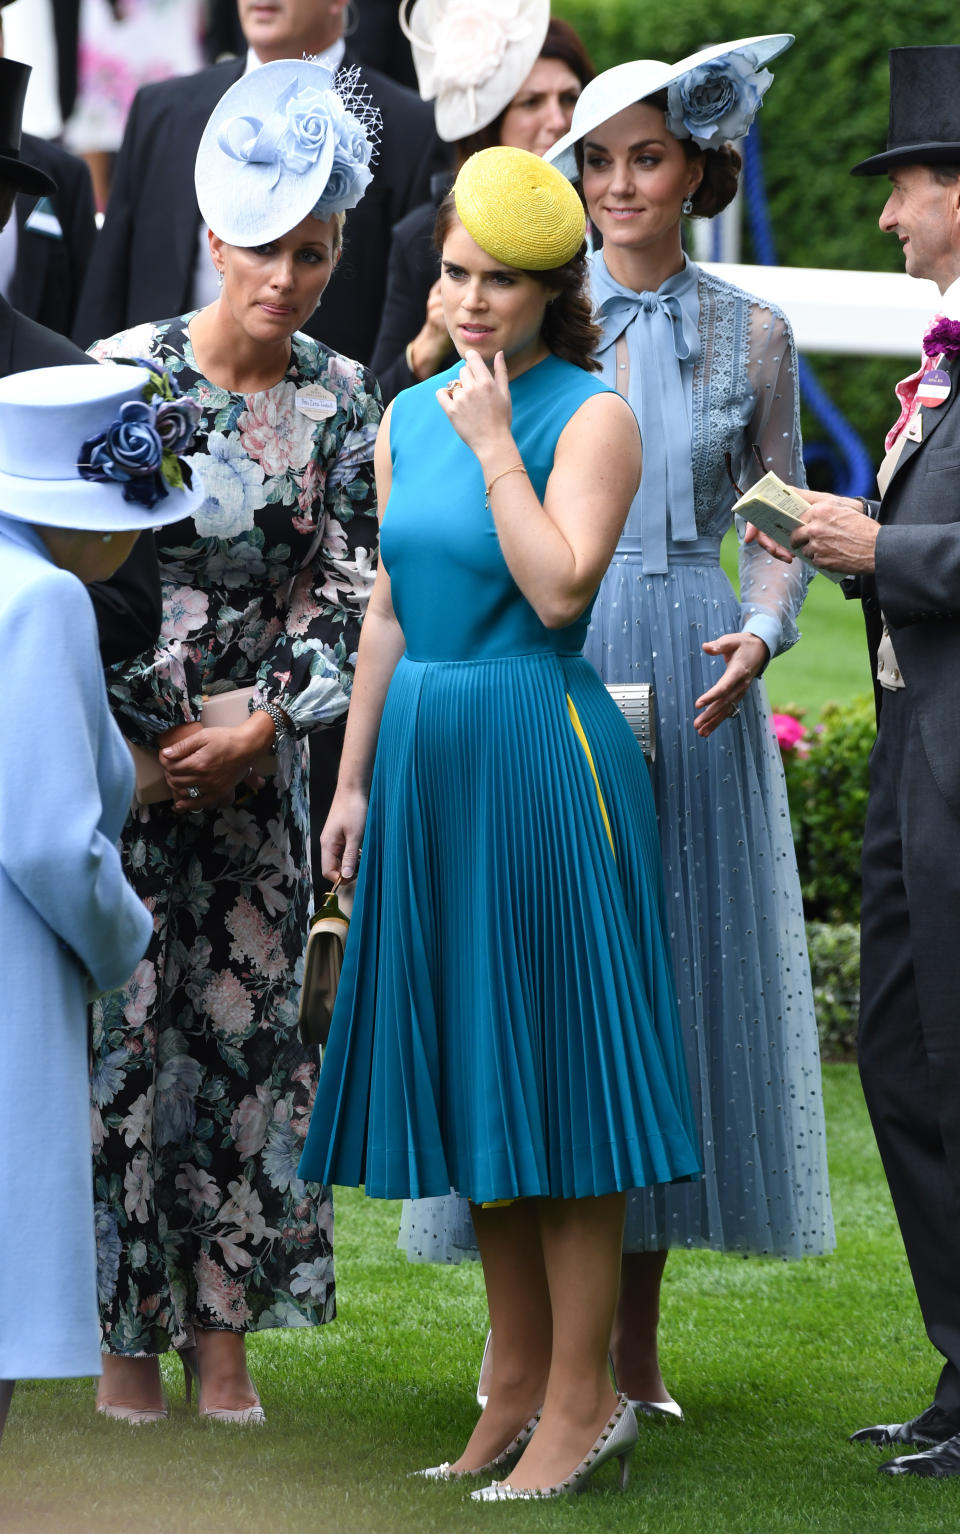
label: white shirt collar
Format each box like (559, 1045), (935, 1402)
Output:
(938, 273), (960, 321)
(246, 37), (345, 74)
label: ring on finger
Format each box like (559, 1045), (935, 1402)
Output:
(729, 704), (741, 719)
(446, 379), (462, 396)
(186, 785), (201, 800)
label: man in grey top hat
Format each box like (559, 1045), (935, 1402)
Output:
(790, 45), (960, 1479)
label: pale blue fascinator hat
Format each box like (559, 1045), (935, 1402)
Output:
(0, 362), (204, 531)
(194, 58), (381, 246)
(546, 34), (793, 181)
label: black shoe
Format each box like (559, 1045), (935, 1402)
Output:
(850, 1403), (960, 1449)
(880, 1431), (960, 1477)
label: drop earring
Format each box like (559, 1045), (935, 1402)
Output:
(681, 197), (694, 216)
(217, 269), (224, 287)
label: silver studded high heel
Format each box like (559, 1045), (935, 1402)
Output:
(470, 1395), (637, 1501)
(414, 1410), (541, 1481)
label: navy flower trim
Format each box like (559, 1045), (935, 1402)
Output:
(79, 362), (201, 510)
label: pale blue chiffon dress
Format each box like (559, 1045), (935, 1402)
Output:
(400, 255), (834, 1262)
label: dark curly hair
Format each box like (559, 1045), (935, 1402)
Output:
(434, 194), (601, 372)
(454, 18), (596, 170)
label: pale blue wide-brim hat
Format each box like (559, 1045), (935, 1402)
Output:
(546, 34), (793, 181)
(195, 58), (379, 247)
(0, 363), (205, 531)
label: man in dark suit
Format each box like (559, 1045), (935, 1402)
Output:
(7, 133), (97, 338)
(791, 46), (960, 1480)
(73, 0), (446, 363)
(0, 54), (161, 664)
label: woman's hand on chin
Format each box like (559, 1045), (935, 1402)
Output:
(693, 631), (769, 738)
(159, 724), (267, 812)
(436, 349), (514, 458)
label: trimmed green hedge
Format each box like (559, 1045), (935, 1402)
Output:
(555, 0), (948, 466)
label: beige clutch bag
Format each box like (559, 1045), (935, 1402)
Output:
(126, 685), (277, 806)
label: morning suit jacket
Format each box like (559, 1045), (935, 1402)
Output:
(0, 295), (162, 665)
(72, 54), (447, 365)
(10, 134), (97, 340)
(859, 352), (960, 817)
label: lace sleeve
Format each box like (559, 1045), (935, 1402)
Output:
(736, 304), (813, 659)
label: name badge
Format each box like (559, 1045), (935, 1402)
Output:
(916, 367), (951, 408)
(295, 384), (337, 420)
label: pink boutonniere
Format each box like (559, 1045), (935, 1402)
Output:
(922, 315), (960, 359)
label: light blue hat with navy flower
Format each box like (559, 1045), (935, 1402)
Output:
(195, 58), (381, 246)
(545, 35), (793, 182)
(0, 362), (204, 531)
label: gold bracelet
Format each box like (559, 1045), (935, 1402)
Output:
(484, 462), (527, 509)
(404, 341), (416, 377)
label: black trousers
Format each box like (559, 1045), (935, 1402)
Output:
(859, 687), (960, 1415)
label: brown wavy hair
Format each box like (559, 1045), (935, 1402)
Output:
(434, 195), (601, 372)
(454, 18), (596, 170)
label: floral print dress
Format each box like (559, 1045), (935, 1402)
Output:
(89, 316), (380, 1354)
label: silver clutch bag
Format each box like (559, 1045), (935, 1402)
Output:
(606, 682), (656, 763)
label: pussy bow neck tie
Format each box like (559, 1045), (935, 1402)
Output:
(599, 284), (701, 575)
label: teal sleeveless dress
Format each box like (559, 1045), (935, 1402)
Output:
(299, 353), (700, 1203)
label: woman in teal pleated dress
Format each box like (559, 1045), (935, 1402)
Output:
(298, 146), (700, 1500)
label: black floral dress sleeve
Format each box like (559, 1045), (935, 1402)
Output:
(89, 318), (381, 752)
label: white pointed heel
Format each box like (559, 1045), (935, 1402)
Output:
(471, 1395), (638, 1501)
(631, 1395), (683, 1420)
(414, 1410), (541, 1481)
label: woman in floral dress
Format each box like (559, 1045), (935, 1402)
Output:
(89, 59), (381, 1424)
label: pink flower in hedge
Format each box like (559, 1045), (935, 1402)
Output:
(772, 712), (806, 751)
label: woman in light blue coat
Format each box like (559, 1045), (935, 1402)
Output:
(0, 360), (203, 1437)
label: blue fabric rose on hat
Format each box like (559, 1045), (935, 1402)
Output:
(79, 366), (200, 510)
(665, 51), (773, 148)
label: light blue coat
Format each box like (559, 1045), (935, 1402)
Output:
(0, 516), (153, 1379)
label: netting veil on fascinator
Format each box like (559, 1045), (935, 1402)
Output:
(400, 0), (549, 143)
(454, 146), (586, 269)
(194, 58), (382, 246)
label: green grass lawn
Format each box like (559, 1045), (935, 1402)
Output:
(3, 1066), (957, 1533)
(721, 531), (870, 716)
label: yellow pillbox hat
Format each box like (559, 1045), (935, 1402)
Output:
(453, 146), (586, 270)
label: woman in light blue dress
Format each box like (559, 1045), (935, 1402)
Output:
(0, 360), (201, 1439)
(300, 147), (700, 1498)
(550, 38), (834, 1408)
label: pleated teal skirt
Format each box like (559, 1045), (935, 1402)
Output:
(298, 647), (701, 1204)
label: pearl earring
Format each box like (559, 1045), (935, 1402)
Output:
(217, 268), (224, 287)
(682, 197), (694, 216)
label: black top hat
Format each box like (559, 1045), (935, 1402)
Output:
(0, 58), (57, 197)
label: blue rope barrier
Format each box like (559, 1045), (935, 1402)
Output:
(741, 123), (875, 498)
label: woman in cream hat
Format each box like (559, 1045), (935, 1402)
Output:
(299, 145), (700, 1499)
(544, 37), (835, 1414)
(0, 360), (201, 1440)
(86, 59), (382, 1425)
(370, 1), (594, 402)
